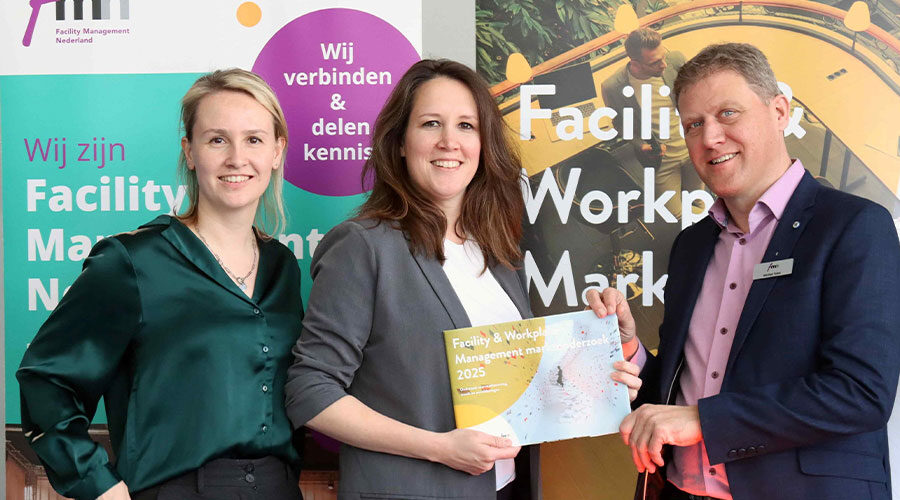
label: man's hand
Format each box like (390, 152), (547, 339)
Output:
(619, 404), (703, 473)
(586, 288), (636, 349)
(611, 360), (642, 402)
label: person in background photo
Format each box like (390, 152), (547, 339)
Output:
(601, 27), (704, 220)
(17, 69), (304, 500)
(285, 58), (640, 500)
(590, 42), (900, 500)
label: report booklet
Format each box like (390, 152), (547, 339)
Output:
(443, 310), (631, 446)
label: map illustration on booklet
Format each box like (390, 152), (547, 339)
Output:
(443, 310), (631, 446)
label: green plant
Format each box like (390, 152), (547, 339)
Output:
(476, 0), (670, 86)
(476, 0), (617, 85)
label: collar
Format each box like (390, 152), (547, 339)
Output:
(708, 159), (806, 234)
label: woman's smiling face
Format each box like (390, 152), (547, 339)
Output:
(182, 90), (285, 218)
(402, 76), (481, 216)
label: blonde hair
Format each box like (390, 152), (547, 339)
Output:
(177, 68), (289, 237)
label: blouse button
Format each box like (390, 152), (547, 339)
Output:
(720, 328), (728, 335)
(253, 308), (261, 315)
(262, 384), (269, 392)
(261, 424), (268, 433)
(711, 371), (720, 379)
(739, 238), (746, 245)
(262, 346), (270, 353)
(729, 282), (737, 290)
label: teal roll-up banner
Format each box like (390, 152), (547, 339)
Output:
(1, 0), (422, 424)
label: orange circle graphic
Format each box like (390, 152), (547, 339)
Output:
(236, 2), (262, 27)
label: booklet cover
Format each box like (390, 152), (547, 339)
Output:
(443, 310), (631, 446)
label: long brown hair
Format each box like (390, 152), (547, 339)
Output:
(357, 59), (524, 270)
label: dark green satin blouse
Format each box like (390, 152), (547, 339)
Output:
(17, 215), (303, 500)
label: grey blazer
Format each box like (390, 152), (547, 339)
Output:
(286, 219), (541, 500)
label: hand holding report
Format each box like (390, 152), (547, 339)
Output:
(444, 310), (631, 446)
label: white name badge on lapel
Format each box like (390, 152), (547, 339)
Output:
(753, 258), (794, 280)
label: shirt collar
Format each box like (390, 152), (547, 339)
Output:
(708, 159), (806, 234)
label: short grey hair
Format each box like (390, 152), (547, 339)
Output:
(674, 42), (780, 108)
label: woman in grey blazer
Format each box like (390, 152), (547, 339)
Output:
(285, 59), (540, 499)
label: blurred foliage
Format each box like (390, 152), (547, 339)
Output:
(476, 0), (667, 86)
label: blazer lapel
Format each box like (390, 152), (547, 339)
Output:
(410, 251), (471, 330)
(659, 218), (720, 399)
(725, 172), (819, 374)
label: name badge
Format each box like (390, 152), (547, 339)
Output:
(753, 258), (794, 280)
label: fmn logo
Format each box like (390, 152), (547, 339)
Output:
(23, 0), (130, 47)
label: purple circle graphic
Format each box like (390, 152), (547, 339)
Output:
(253, 9), (419, 196)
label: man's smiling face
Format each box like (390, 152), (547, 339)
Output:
(678, 69), (791, 209)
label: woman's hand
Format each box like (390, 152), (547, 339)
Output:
(586, 287), (637, 352)
(96, 481), (131, 500)
(611, 360), (643, 402)
(434, 429), (521, 475)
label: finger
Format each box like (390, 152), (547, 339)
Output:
(611, 370), (642, 391)
(636, 436), (656, 474)
(649, 431), (666, 467)
(477, 430), (510, 449)
(627, 407), (647, 447)
(611, 371), (643, 402)
(604, 288), (634, 324)
(586, 289), (608, 317)
(616, 298), (634, 323)
(494, 445), (521, 460)
(616, 302), (636, 336)
(600, 287), (623, 312)
(490, 435), (512, 448)
(628, 427), (655, 474)
(628, 410), (655, 472)
(629, 441), (645, 473)
(633, 426), (655, 474)
(619, 412), (636, 446)
(613, 360), (641, 376)
(607, 288), (636, 343)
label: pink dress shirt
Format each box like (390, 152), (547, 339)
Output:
(665, 161), (806, 499)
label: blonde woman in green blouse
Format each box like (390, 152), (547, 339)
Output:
(18, 69), (304, 500)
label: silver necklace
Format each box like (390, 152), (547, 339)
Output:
(195, 227), (258, 290)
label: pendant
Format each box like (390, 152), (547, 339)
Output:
(236, 278), (247, 290)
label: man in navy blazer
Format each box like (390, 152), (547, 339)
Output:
(590, 43), (900, 499)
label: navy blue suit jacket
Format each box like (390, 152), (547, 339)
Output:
(639, 171), (900, 500)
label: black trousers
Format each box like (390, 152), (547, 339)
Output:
(659, 480), (718, 500)
(496, 481), (514, 500)
(132, 456), (302, 500)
